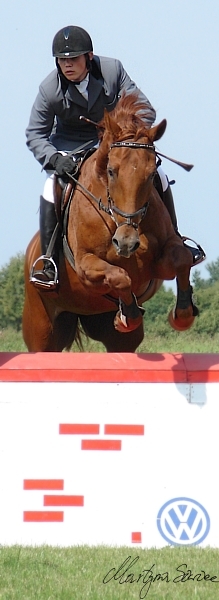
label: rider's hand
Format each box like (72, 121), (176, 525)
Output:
(49, 153), (76, 176)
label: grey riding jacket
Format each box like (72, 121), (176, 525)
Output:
(26, 55), (156, 169)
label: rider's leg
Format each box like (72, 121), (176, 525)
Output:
(39, 195), (59, 277)
(156, 166), (206, 266)
(30, 173), (60, 288)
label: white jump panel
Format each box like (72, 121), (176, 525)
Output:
(0, 352), (219, 547)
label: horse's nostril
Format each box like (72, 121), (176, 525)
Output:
(112, 237), (119, 248)
(133, 241), (140, 252)
(112, 235), (140, 256)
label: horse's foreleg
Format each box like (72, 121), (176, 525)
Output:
(77, 254), (143, 333)
(170, 247), (199, 331)
(154, 242), (199, 331)
(168, 275), (199, 331)
(77, 254), (132, 300)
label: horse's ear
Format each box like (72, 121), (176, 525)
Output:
(104, 109), (122, 139)
(149, 119), (167, 142)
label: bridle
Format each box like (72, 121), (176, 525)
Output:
(106, 140), (157, 228)
(67, 139), (156, 230)
(67, 136), (193, 231)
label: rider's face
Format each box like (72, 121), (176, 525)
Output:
(57, 52), (93, 81)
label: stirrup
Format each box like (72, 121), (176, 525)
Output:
(182, 237), (206, 266)
(29, 255), (59, 290)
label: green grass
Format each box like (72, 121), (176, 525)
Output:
(0, 326), (218, 353)
(137, 332), (219, 353)
(0, 545), (219, 599)
(0, 328), (27, 353)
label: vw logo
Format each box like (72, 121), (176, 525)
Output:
(157, 497), (210, 546)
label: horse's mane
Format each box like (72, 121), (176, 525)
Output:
(96, 92), (154, 180)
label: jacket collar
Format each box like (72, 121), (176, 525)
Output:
(64, 73), (103, 110)
(87, 73), (103, 110)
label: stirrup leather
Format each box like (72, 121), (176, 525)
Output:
(29, 255), (59, 290)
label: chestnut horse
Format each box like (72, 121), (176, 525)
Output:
(22, 93), (198, 352)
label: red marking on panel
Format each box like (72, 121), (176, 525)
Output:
(23, 479), (64, 490)
(104, 424), (144, 435)
(23, 511), (63, 522)
(44, 495), (84, 506)
(132, 532), (142, 543)
(59, 424), (99, 435)
(81, 439), (121, 451)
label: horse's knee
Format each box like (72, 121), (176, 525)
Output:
(171, 243), (193, 269)
(155, 243), (192, 280)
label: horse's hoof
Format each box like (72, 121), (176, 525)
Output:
(114, 311), (143, 333)
(168, 309), (195, 331)
(113, 294), (144, 333)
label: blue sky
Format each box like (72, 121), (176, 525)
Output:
(1, 0), (218, 284)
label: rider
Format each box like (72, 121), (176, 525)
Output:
(26, 25), (205, 289)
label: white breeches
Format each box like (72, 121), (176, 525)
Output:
(156, 165), (168, 192)
(43, 151), (69, 203)
(43, 173), (57, 203)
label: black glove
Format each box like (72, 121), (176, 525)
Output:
(49, 153), (76, 176)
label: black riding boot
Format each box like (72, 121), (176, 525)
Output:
(29, 196), (60, 290)
(162, 184), (206, 266)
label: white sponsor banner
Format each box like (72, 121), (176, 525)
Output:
(0, 381), (218, 547)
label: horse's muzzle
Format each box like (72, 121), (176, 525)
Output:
(112, 224), (140, 257)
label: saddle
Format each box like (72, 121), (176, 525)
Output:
(54, 148), (96, 222)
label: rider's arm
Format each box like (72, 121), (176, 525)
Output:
(97, 56), (156, 127)
(25, 77), (58, 170)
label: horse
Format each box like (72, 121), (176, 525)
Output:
(22, 92), (199, 352)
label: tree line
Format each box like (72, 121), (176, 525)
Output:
(0, 253), (219, 337)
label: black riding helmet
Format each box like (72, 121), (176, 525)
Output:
(52, 25), (93, 58)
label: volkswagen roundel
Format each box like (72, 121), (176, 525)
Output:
(157, 497), (210, 546)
